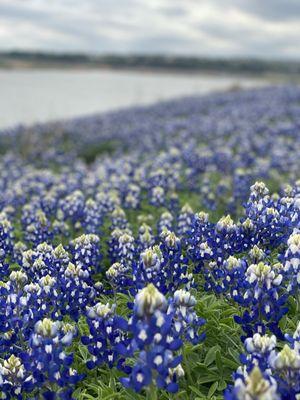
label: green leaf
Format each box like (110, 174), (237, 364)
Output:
(78, 345), (89, 362)
(215, 350), (223, 375)
(189, 386), (204, 396)
(208, 381), (219, 398)
(222, 356), (239, 369)
(228, 347), (240, 363)
(204, 345), (220, 366)
(218, 379), (228, 391)
(197, 375), (219, 384)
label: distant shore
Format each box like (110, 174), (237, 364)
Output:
(1, 52), (300, 80)
(1, 61), (298, 86)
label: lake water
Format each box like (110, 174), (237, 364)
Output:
(0, 69), (268, 129)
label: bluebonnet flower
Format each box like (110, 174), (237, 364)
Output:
(133, 247), (163, 291)
(224, 365), (280, 400)
(169, 192), (179, 214)
(52, 216), (70, 238)
(70, 234), (102, 274)
(248, 245), (266, 264)
(0, 271), (39, 352)
(96, 190), (120, 215)
(0, 354), (33, 399)
(201, 176), (217, 211)
(137, 223), (154, 252)
(107, 228), (132, 264)
(106, 262), (132, 293)
(22, 243), (70, 279)
(118, 284), (183, 393)
(228, 322), (300, 399)
(203, 256), (247, 295)
(21, 318), (83, 399)
(157, 211), (173, 235)
(56, 262), (101, 321)
(149, 186), (165, 207)
(243, 333), (277, 370)
(269, 344), (300, 389)
(82, 198), (103, 234)
(149, 169), (167, 189)
(282, 230), (300, 292)
(81, 302), (128, 370)
(117, 232), (135, 266)
(59, 190), (85, 226)
(124, 184), (140, 209)
(177, 204), (194, 238)
(233, 261), (287, 339)
(243, 182), (297, 249)
(189, 212), (243, 271)
(24, 209), (53, 246)
(12, 241), (27, 264)
(170, 289), (205, 345)
(110, 207), (129, 230)
(0, 217), (14, 262)
(133, 232), (191, 295)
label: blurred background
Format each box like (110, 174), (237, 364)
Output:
(0, 0), (300, 129)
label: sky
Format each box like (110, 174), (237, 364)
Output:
(1, 0), (300, 59)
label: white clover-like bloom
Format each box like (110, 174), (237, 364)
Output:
(118, 233), (134, 246)
(0, 355), (26, 380)
(35, 318), (60, 338)
(195, 211), (209, 223)
(245, 333), (276, 354)
(52, 243), (70, 260)
(234, 366), (279, 400)
(242, 218), (255, 230)
(173, 289), (196, 308)
(246, 262), (282, 289)
(39, 275), (56, 288)
(160, 211), (173, 222)
(250, 181), (269, 198)
(249, 245), (265, 262)
(72, 233), (100, 249)
(141, 248), (161, 270)
(106, 262), (126, 279)
(87, 302), (115, 319)
(111, 207), (126, 220)
(216, 215), (236, 232)
(164, 231), (180, 248)
(9, 271), (28, 285)
(134, 284), (167, 316)
(198, 241), (213, 257)
(181, 203), (193, 215)
(32, 258), (46, 271)
(65, 262), (89, 279)
(269, 344), (300, 370)
(226, 256), (240, 270)
(287, 232), (300, 255)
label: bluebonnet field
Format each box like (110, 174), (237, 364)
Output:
(0, 86), (299, 399)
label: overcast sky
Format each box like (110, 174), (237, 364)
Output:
(1, 0), (300, 59)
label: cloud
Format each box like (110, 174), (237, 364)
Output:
(0, 0), (299, 59)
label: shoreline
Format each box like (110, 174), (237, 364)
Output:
(0, 61), (299, 82)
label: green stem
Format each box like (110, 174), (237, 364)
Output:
(147, 383), (158, 400)
(183, 345), (192, 389)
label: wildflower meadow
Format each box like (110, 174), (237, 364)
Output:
(0, 86), (299, 399)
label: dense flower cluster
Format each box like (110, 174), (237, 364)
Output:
(225, 322), (300, 399)
(0, 86), (299, 398)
